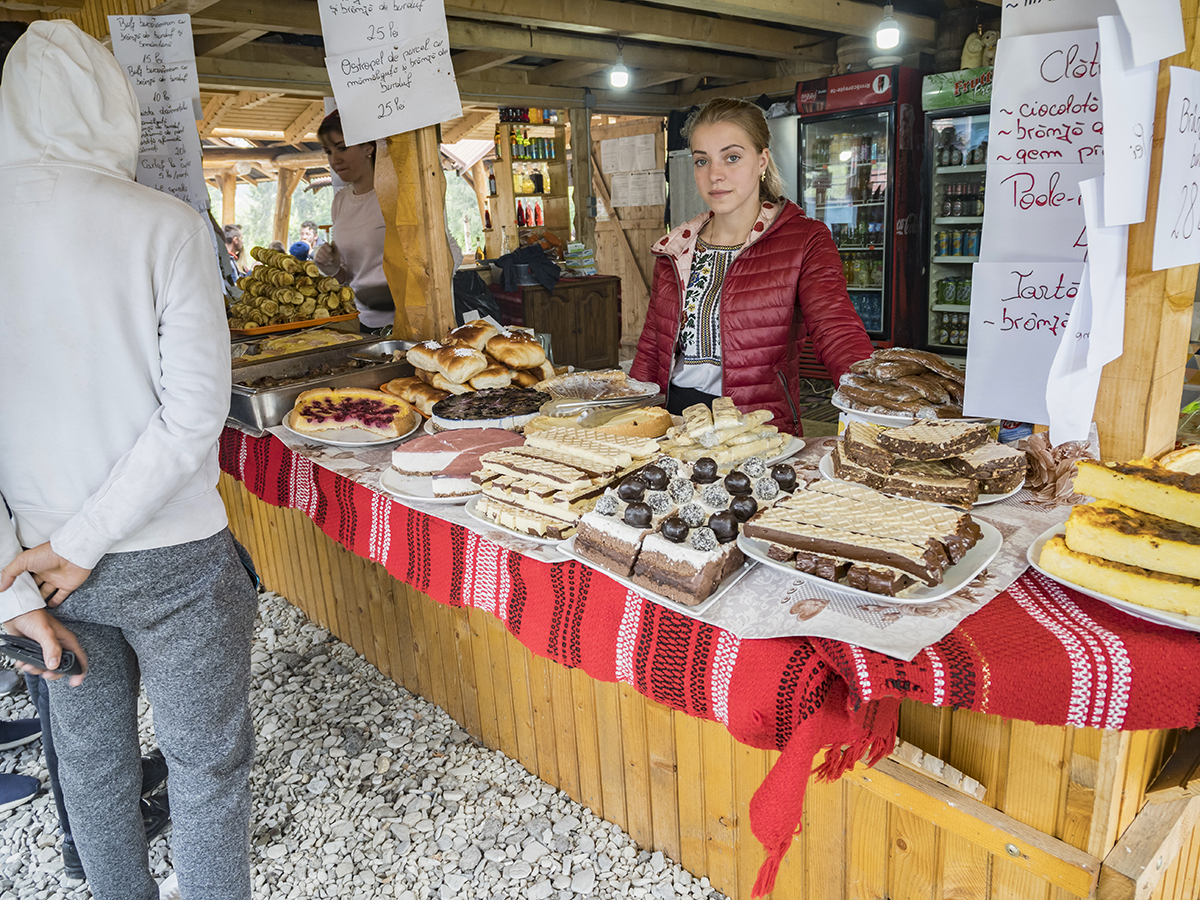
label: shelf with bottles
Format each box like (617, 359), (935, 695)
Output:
(935, 163), (987, 174)
(932, 255), (980, 264)
(930, 309), (971, 348)
(815, 201), (885, 211)
(483, 119), (569, 258)
(934, 216), (983, 225)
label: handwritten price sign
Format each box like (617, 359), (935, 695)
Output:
(991, 29), (1104, 166)
(318, 0), (461, 144)
(962, 261), (1086, 423)
(1152, 67), (1200, 270)
(979, 162), (1101, 262)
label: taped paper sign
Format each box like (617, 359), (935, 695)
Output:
(1152, 66), (1200, 271)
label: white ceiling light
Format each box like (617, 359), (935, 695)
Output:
(610, 37), (630, 89)
(875, 4), (901, 50)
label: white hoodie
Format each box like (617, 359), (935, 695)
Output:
(0, 22), (231, 621)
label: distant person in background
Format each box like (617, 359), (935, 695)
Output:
(223, 224), (250, 274)
(288, 240), (310, 261)
(267, 240), (285, 252)
(313, 110), (395, 334)
(300, 220), (323, 251)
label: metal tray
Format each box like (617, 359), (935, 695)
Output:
(229, 338), (415, 435)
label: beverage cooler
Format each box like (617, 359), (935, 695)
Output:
(919, 66), (993, 356)
(796, 66), (924, 378)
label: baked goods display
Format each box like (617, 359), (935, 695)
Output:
(834, 348), (966, 419)
(574, 454), (799, 606)
(232, 329), (363, 367)
(471, 428), (661, 540)
(660, 398), (790, 470)
(1159, 444), (1200, 475)
(290, 388), (415, 438)
(390, 428), (525, 498)
(405, 321), (557, 401)
(536, 370), (655, 402)
(380, 376), (450, 417)
(523, 405), (673, 439)
(832, 420), (1025, 509)
(430, 387), (548, 432)
(229, 247), (356, 329)
(1038, 456), (1200, 616)
(743, 481), (983, 596)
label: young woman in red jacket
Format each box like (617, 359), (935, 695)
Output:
(630, 99), (875, 436)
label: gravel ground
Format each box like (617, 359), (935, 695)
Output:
(0, 592), (727, 900)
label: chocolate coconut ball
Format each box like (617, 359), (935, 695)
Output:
(691, 458), (718, 484)
(660, 516), (689, 543)
(770, 464), (798, 492)
(729, 494), (759, 523)
(617, 476), (647, 502)
(724, 471), (752, 496)
(707, 510), (739, 543)
(623, 501), (652, 528)
(640, 465), (668, 491)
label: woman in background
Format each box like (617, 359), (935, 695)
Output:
(630, 98), (874, 435)
(313, 111), (395, 334)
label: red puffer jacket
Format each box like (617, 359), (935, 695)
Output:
(630, 199), (875, 435)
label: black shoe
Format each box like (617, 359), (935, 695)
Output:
(140, 749), (168, 798)
(62, 835), (85, 881)
(142, 789), (171, 841)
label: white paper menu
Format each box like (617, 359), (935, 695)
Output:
(1152, 66), (1200, 271)
(1001, 0), (1118, 39)
(108, 14), (208, 212)
(979, 162), (1101, 262)
(1114, 0), (1185, 67)
(317, 0), (462, 146)
(1098, 16), (1158, 226)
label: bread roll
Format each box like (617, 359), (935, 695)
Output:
(416, 366), (472, 395)
(445, 319), (499, 352)
(380, 376), (449, 417)
(469, 365), (513, 390)
(510, 368), (541, 388)
(406, 340), (444, 372)
(486, 331), (546, 370)
(436, 346), (489, 384)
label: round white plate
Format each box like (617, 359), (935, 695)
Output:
(378, 468), (476, 504)
(817, 451), (1024, 507)
(282, 411), (420, 447)
(830, 393), (992, 427)
(1026, 525), (1200, 633)
(737, 521), (1002, 605)
(463, 496), (567, 546)
(766, 436), (805, 465)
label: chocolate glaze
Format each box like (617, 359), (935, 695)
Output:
(724, 471), (752, 495)
(771, 464), (798, 492)
(617, 477), (647, 502)
(729, 495), (759, 523)
(660, 516), (689, 543)
(692, 458), (718, 483)
(641, 465), (668, 491)
(624, 501), (652, 528)
(708, 511), (739, 543)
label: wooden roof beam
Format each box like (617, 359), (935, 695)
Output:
(528, 59), (609, 86)
(282, 100), (326, 144)
(451, 50), (522, 76)
(193, 29), (267, 57)
(199, 91), (238, 137)
(640, 0), (936, 44)
(442, 109), (493, 144)
(442, 0), (829, 60)
(0, 0), (86, 12)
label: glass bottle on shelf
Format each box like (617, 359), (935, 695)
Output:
(541, 164), (551, 195)
(517, 201), (526, 227)
(951, 185), (963, 217)
(520, 164), (535, 195)
(534, 200), (544, 227)
(487, 168), (496, 196)
(942, 183), (954, 217)
(484, 202), (491, 230)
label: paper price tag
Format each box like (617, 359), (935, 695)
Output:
(1152, 67), (1200, 271)
(1098, 16), (1157, 226)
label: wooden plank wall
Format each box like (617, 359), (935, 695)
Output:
(220, 474), (1200, 900)
(590, 118), (668, 359)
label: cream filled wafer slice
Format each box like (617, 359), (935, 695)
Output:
(842, 422), (894, 474)
(523, 427), (660, 468)
(946, 441), (1027, 479)
(474, 494), (577, 540)
(805, 481), (980, 562)
(831, 443), (979, 508)
(743, 514), (948, 586)
(876, 420), (989, 460)
(477, 448), (612, 492)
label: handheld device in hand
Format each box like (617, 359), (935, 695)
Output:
(0, 635), (83, 676)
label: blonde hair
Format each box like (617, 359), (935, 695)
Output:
(682, 98), (785, 202)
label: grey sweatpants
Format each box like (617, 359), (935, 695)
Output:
(46, 529), (257, 900)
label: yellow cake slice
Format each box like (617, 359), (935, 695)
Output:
(1039, 535), (1200, 617)
(1074, 459), (1200, 529)
(1064, 501), (1200, 580)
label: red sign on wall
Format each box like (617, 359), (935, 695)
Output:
(798, 68), (896, 115)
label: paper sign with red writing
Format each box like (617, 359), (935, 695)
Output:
(962, 261), (1085, 423)
(990, 29), (1103, 167)
(1152, 66), (1200, 271)
(1114, 0), (1185, 68)
(979, 162), (1101, 262)
(1099, 16), (1158, 226)
(1001, 0), (1117, 39)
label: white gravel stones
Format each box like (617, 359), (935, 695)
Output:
(0, 591), (728, 900)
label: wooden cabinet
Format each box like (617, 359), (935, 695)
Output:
(514, 276), (621, 370)
(483, 121), (570, 259)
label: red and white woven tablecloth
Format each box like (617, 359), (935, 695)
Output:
(221, 428), (1200, 896)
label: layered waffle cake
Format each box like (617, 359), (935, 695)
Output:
(744, 481), (983, 594)
(876, 420), (989, 460)
(831, 441), (980, 508)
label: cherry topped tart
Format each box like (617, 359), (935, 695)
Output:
(291, 388), (416, 438)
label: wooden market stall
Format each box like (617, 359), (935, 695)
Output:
(9, 0), (1200, 896)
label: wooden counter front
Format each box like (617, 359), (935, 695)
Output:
(219, 472), (1200, 900)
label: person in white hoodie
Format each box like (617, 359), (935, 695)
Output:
(0, 21), (256, 900)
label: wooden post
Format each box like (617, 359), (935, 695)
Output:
(469, 158), (490, 256)
(1093, 0), (1200, 461)
(375, 126), (456, 340)
(570, 107), (596, 251)
(217, 170), (237, 227)
(272, 168), (302, 245)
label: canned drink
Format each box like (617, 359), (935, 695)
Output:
(940, 278), (954, 305)
(950, 230), (964, 256)
(935, 231), (949, 256)
(960, 277), (972, 304)
(965, 229), (980, 257)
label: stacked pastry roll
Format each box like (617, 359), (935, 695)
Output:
(834, 348), (966, 419)
(381, 320), (556, 416)
(228, 246), (356, 328)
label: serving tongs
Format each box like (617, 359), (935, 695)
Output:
(539, 391), (657, 418)
(577, 394), (665, 428)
